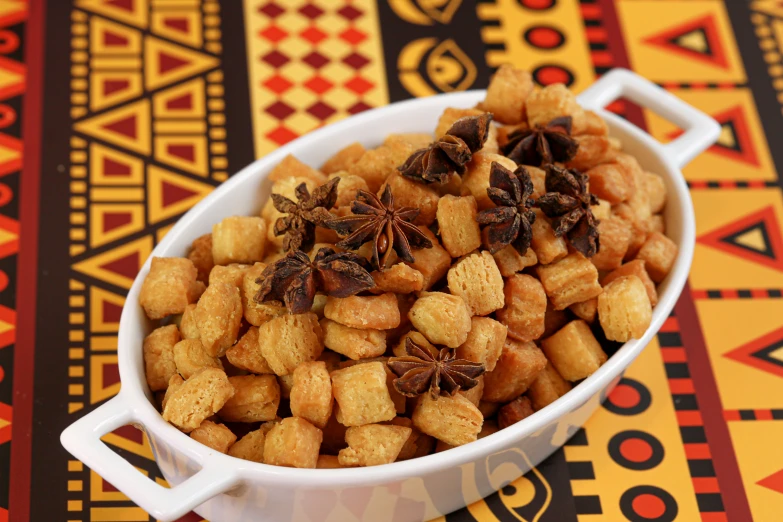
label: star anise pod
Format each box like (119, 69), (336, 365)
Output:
(475, 162), (537, 254)
(387, 337), (486, 399)
(254, 247), (374, 314)
(272, 177), (340, 252)
(326, 185), (432, 270)
(536, 164), (600, 257)
(398, 113), (492, 184)
(502, 116), (578, 167)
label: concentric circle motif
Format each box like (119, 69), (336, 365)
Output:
(518, 0), (557, 10)
(603, 377), (652, 415)
(0, 104), (17, 129)
(620, 486), (678, 522)
(0, 184), (13, 207)
(608, 430), (665, 470)
(0, 29), (19, 54)
(532, 64), (575, 87)
(524, 26), (566, 50)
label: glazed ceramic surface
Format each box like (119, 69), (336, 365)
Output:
(61, 69), (719, 522)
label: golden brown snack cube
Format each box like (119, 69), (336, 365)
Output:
(541, 320), (607, 381)
(228, 429), (266, 463)
(457, 316), (507, 371)
(612, 203), (649, 259)
(408, 292), (473, 348)
(437, 195), (482, 257)
(321, 142), (366, 175)
(173, 339), (222, 379)
(480, 64), (534, 124)
(338, 424), (412, 466)
(602, 259), (658, 306)
(537, 252), (603, 310)
(649, 214), (665, 235)
(459, 375), (485, 407)
(329, 172), (369, 208)
(543, 302), (570, 338)
(317, 349), (342, 373)
(493, 246), (537, 277)
(461, 152), (517, 210)
(225, 327), (274, 374)
(526, 165), (547, 199)
(530, 209), (568, 265)
(324, 293), (400, 330)
(585, 162), (634, 204)
(479, 400), (500, 419)
(598, 275), (653, 342)
(385, 133), (433, 149)
(591, 216), (632, 271)
(569, 297), (598, 323)
(498, 396), (534, 429)
(394, 330), (437, 358)
(212, 216), (267, 265)
(320, 318), (386, 360)
(139, 257), (200, 320)
(528, 362), (572, 411)
(209, 263), (250, 289)
(143, 325), (180, 391)
(188, 233), (214, 283)
(241, 262), (287, 326)
(447, 251), (505, 316)
(635, 232), (678, 283)
(269, 154), (327, 185)
(567, 135), (619, 171)
(525, 83), (582, 128)
(386, 417), (420, 461)
(496, 274), (547, 342)
(331, 362), (396, 426)
(591, 198), (612, 221)
(162, 367), (234, 432)
(412, 393), (483, 446)
(348, 140), (413, 192)
(404, 227), (451, 290)
(161, 374), (184, 411)
(196, 281), (243, 357)
(646, 172), (667, 214)
(258, 312), (324, 375)
(371, 263), (424, 294)
(380, 172), (439, 226)
(263, 417), (323, 469)
(290, 361), (334, 429)
(219, 375), (280, 422)
(482, 339), (547, 403)
(573, 110), (608, 136)
(316, 455), (346, 468)
(179, 303), (200, 340)
(190, 420), (236, 453)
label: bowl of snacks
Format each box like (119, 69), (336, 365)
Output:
(61, 68), (719, 522)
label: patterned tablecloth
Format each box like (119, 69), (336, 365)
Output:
(3, 0), (783, 520)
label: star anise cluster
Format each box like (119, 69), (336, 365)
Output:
(537, 165), (600, 257)
(475, 162), (537, 254)
(327, 185), (432, 270)
(272, 177), (339, 252)
(398, 113), (492, 184)
(387, 338), (485, 399)
(502, 116), (579, 167)
(254, 247), (374, 314)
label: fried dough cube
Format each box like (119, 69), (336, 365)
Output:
(348, 140), (414, 192)
(602, 259), (658, 306)
(161, 375), (184, 411)
(498, 396), (534, 429)
(318, 349), (343, 373)
(461, 153), (517, 210)
(329, 172), (368, 208)
(321, 143), (366, 175)
(646, 172), (667, 214)
(598, 276), (653, 342)
(412, 393), (483, 446)
(338, 355), (406, 414)
(291, 361), (334, 429)
(225, 326), (274, 374)
(481, 64), (534, 124)
(277, 374), (294, 399)
(269, 154), (327, 185)
(612, 203), (649, 259)
(380, 171), (439, 226)
(409, 292), (473, 348)
(394, 330), (437, 358)
(209, 263), (250, 288)
(212, 216), (267, 265)
(649, 214), (665, 235)
(478, 400), (500, 419)
(196, 282), (243, 357)
(188, 233), (213, 283)
(371, 263), (424, 294)
(591, 216), (632, 271)
(320, 318), (386, 360)
(162, 368), (234, 432)
(437, 195), (482, 257)
(527, 165), (547, 199)
(537, 252), (603, 310)
(447, 251), (505, 316)
(143, 325), (180, 392)
(219, 375), (280, 422)
(404, 227), (451, 290)
(459, 375), (485, 407)
(140, 257), (201, 320)
(530, 209), (568, 265)
(482, 339), (547, 403)
(528, 362), (572, 411)
(338, 424), (412, 467)
(228, 429), (266, 463)
(258, 312), (324, 375)
(190, 420), (236, 453)
(585, 162), (634, 204)
(241, 262), (287, 326)
(635, 232), (677, 283)
(321, 409), (349, 454)
(456, 317), (507, 372)
(263, 417), (323, 469)
(573, 110), (608, 136)
(591, 198), (612, 220)
(497, 274), (547, 342)
(316, 455), (346, 468)
(386, 417), (421, 461)
(541, 320), (607, 381)
(324, 293), (400, 330)
(570, 297), (598, 323)
(493, 246), (537, 277)
(567, 135), (619, 171)
(385, 133), (433, 149)
(173, 339), (222, 379)
(525, 83), (582, 128)
(435, 108), (499, 153)
(331, 362), (396, 426)
(179, 304), (200, 340)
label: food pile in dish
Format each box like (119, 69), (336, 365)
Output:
(140, 65), (678, 469)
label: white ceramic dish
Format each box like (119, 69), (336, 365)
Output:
(61, 69), (719, 522)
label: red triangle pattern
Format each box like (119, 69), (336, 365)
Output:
(0, 402), (11, 445)
(668, 106), (760, 167)
(107, 0), (134, 11)
(103, 30), (128, 47)
(102, 211), (132, 233)
(163, 17), (189, 33)
(725, 325), (783, 379)
(162, 180), (197, 207)
(103, 115), (137, 139)
(167, 144), (195, 162)
(644, 14), (729, 69)
(103, 361), (120, 388)
(102, 300), (123, 324)
(159, 52), (189, 75)
(166, 93), (192, 110)
(103, 79), (129, 96)
(99, 251), (140, 280)
(103, 157), (131, 177)
(758, 468), (783, 495)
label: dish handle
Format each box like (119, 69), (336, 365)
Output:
(60, 394), (238, 522)
(577, 68), (720, 168)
